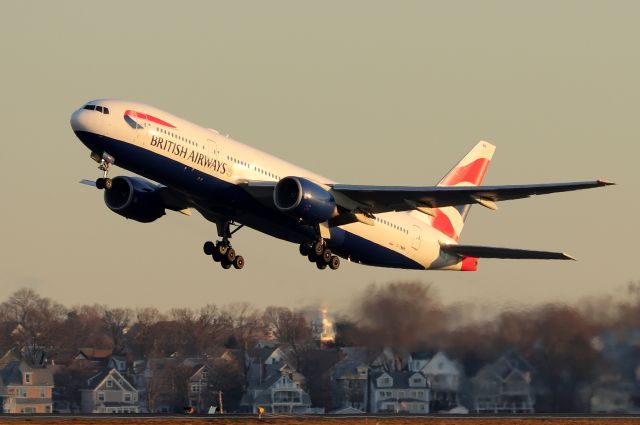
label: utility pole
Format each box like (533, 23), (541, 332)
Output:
(218, 390), (224, 414)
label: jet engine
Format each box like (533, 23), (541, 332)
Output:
(273, 176), (337, 223)
(104, 176), (166, 223)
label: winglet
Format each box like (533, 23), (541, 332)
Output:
(597, 179), (615, 186)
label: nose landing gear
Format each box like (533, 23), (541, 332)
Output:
(92, 152), (115, 190)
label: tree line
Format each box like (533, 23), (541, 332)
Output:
(1, 280), (639, 412)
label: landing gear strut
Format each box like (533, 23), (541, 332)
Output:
(299, 238), (340, 271)
(203, 221), (245, 270)
(93, 152), (115, 190)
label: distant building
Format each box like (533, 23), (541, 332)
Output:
(369, 370), (430, 413)
(242, 372), (314, 414)
(590, 379), (640, 413)
(0, 349), (54, 414)
(241, 348), (316, 414)
(80, 368), (139, 413)
(410, 351), (462, 412)
(471, 351), (534, 413)
(331, 347), (371, 411)
(74, 348), (113, 366)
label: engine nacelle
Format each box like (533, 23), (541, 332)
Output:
(104, 176), (165, 223)
(273, 176), (336, 224)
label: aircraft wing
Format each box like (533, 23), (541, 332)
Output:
(329, 180), (613, 213)
(241, 179), (613, 215)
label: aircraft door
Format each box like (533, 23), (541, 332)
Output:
(207, 139), (218, 159)
(411, 225), (422, 250)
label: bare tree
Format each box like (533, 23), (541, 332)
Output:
(0, 288), (67, 363)
(197, 304), (233, 353)
(102, 307), (132, 354)
(356, 282), (445, 350)
(147, 362), (190, 413)
(264, 306), (313, 370)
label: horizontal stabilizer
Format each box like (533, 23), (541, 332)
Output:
(441, 244), (576, 260)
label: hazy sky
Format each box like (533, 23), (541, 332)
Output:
(0, 1), (636, 313)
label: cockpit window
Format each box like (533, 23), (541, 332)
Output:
(83, 104), (109, 114)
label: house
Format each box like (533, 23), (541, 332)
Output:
(331, 347), (371, 411)
(369, 370), (430, 413)
(240, 372), (314, 413)
(245, 347), (285, 384)
(590, 379), (640, 413)
(187, 362), (214, 413)
(75, 348), (113, 365)
(0, 349), (54, 413)
(411, 351), (462, 412)
(470, 351), (535, 413)
(80, 368), (139, 413)
(330, 406), (365, 414)
(108, 356), (128, 374)
(241, 346), (318, 414)
(245, 347), (303, 388)
(370, 347), (410, 372)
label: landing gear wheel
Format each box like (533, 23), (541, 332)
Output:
(316, 260), (327, 270)
(216, 244), (228, 257)
(96, 178), (105, 190)
(313, 240), (324, 257)
(203, 241), (215, 256)
(233, 255), (245, 269)
(221, 261), (232, 269)
(299, 243), (312, 256)
(322, 248), (332, 264)
(103, 178), (113, 190)
(226, 248), (236, 263)
(329, 255), (340, 270)
(308, 253), (317, 262)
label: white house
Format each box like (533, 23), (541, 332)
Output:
(80, 368), (139, 414)
(369, 370), (430, 413)
(411, 351), (462, 412)
(240, 373), (314, 414)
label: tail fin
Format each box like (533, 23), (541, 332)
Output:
(430, 141), (496, 240)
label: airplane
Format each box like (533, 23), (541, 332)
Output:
(70, 99), (613, 271)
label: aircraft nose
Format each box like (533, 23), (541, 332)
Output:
(70, 106), (94, 133)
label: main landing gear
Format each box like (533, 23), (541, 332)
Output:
(203, 221), (245, 270)
(92, 152), (115, 190)
(299, 239), (340, 270)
